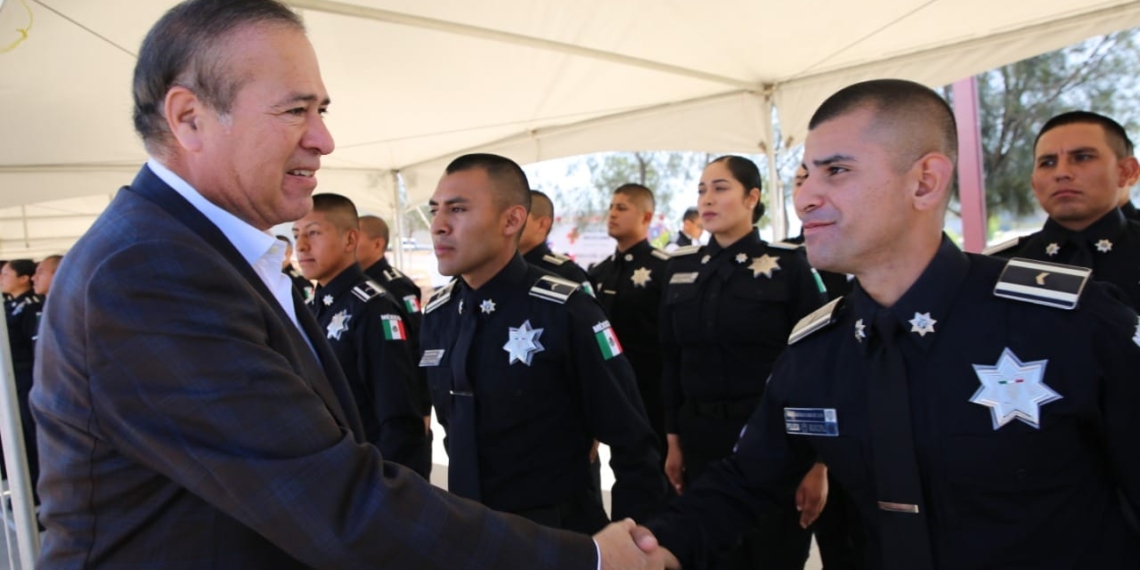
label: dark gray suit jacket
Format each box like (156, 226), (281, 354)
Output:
(30, 165), (597, 569)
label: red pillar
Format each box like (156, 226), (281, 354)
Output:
(952, 77), (988, 252)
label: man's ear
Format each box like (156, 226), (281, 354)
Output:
(164, 86), (206, 152)
(911, 152), (954, 212)
(503, 205), (528, 237)
(1118, 155), (1140, 189)
(344, 228), (359, 251)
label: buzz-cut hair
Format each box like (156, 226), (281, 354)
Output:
(311, 193), (359, 233)
(1036, 111), (1134, 159)
(682, 207), (699, 223)
(445, 153), (531, 212)
(529, 190), (554, 220)
(358, 215), (390, 242)
(613, 183), (656, 213)
(809, 78), (959, 169)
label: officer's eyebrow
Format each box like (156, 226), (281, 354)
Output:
(428, 196), (470, 207)
(697, 178), (730, 186)
(812, 154), (857, 167)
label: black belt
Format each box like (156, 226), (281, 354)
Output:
(684, 398), (760, 420)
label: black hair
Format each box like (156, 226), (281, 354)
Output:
(445, 153), (532, 211)
(709, 155), (765, 224)
(1036, 111), (1134, 158)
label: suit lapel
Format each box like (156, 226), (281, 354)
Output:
(126, 166), (363, 438)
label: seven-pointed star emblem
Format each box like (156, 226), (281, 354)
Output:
(503, 320), (545, 366)
(322, 295), (334, 306)
(1095, 239), (1113, 253)
(908, 312), (937, 337)
(480, 299), (496, 315)
(970, 348), (1060, 430)
(631, 267), (652, 288)
(854, 319), (866, 342)
(1045, 242), (1060, 257)
(326, 310), (351, 340)
(735, 253), (748, 264)
(749, 254), (781, 278)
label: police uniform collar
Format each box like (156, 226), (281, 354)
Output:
(706, 230), (761, 260)
(850, 235), (968, 353)
(457, 253), (529, 309)
(1042, 207), (1127, 246)
(615, 239), (652, 259)
(523, 241), (553, 264)
(314, 263), (366, 303)
(365, 256), (392, 275)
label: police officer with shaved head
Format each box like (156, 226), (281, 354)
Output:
(519, 189), (593, 292)
(640, 80), (1140, 570)
(421, 153), (666, 534)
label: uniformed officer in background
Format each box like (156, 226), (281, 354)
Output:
(357, 214), (432, 439)
(294, 193), (430, 477)
(660, 155), (828, 570)
(666, 207), (703, 252)
(1, 259), (42, 486)
(519, 189), (592, 291)
(643, 79), (1140, 570)
(421, 153), (666, 533)
(588, 183), (671, 451)
(277, 234), (315, 301)
(985, 111), (1140, 311)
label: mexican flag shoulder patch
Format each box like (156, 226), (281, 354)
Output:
(592, 320), (623, 360)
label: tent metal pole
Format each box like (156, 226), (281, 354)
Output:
(764, 97), (788, 241)
(0, 317), (40, 569)
(952, 77), (988, 252)
(391, 171), (405, 269)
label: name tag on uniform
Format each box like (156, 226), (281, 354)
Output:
(784, 408), (839, 437)
(669, 272), (699, 285)
(419, 349), (445, 367)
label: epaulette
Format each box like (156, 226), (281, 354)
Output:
(994, 257), (1090, 310)
(424, 281), (455, 314)
(352, 279), (389, 303)
(788, 298), (843, 345)
(651, 249), (671, 261)
(671, 245), (701, 257)
(982, 237), (1022, 256)
(768, 241), (801, 251)
(542, 253), (570, 266)
(529, 275), (579, 304)
(382, 267), (406, 282)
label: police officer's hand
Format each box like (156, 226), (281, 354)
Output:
(595, 518), (655, 570)
(664, 434), (684, 495)
(795, 462), (829, 528)
(631, 524), (681, 569)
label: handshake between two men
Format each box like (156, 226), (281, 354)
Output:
(594, 519), (679, 570)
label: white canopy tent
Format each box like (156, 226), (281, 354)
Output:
(1, 0), (1139, 259)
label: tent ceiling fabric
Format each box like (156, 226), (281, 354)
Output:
(1, 0), (1138, 258)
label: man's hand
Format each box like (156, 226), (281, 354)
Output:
(589, 439), (600, 464)
(665, 434), (684, 495)
(595, 519), (654, 570)
(631, 525), (681, 569)
(795, 462), (829, 528)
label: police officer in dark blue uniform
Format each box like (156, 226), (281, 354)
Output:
(357, 214), (432, 444)
(588, 183), (671, 450)
(2, 259), (43, 484)
(520, 190), (593, 292)
(666, 207), (703, 253)
(277, 235), (315, 302)
(421, 153), (666, 533)
(661, 155), (828, 570)
(294, 194), (430, 478)
(985, 111), (1140, 312)
(643, 80), (1140, 570)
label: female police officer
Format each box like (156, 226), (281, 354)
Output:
(661, 155), (827, 569)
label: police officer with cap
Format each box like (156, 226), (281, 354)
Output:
(642, 79), (1140, 570)
(986, 111), (1140, 311)
(519, 189), (592, 293)
(421, 153), (666, 533)
(295, 193), (430, 477)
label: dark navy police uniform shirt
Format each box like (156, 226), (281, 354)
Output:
(648, 237), (1140, 569)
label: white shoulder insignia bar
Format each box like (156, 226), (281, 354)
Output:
(651, 249), (671, 261)
(768, 241), (801, 251)
(789, 298), (842, 345)
(671, 245), (701, 257)
(542, 253), (568, 266)
(994, 258), (1089, 310)
(352, 280), (388, 303)
(982, 237), (1022, 256)
(424, 281), (456, 314)
(530, 275), (579, 304)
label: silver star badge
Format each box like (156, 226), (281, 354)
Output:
(908, 312), (937, 337)
(854, 319), (866, 342)
(749, 254), (781, 278)
(326, 310), (351, 340)
(735, 253), (748, 264)
(1096, 239), (1113, 253)
(630, 267), (652, 288)
(1045, 242), (1060, 257)
(970, 348), (1060, 430)
(701, 254), (711, 264)
(322, 294), (334, 306)
(480, 299), (496, 315)
(503, 320), (545, 366)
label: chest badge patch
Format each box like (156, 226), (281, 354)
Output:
(326, 310), (351, 340)
(969, 348), (1060, 430)
(631, 267), (652, 288)
(749, 254), (781, 278)
(503, 320), (545, 366)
